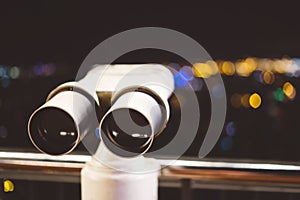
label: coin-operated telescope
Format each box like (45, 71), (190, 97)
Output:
(28, 64), (174, 200)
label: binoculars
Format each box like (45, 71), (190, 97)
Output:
(27, 64), (174, 158)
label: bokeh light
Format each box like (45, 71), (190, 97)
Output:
(253, 70), (263, 83)
(273, 59), (286, 74)
(244, 57), (257, 70)
(241, 94), (250, 108)
(283, 82), (296, 100)
(274, 88), (285, 102)
(174, 72), (188, 88)
(33, 63), (44, 76)
(43, 63), (56, 76)
(249, 93), (262, 109)
(193, 63), (213, 78)
(3, 179), (14, 193)
(190, 78), (203, 91)
(221, 61), (235, 76)
(0, 67), (6, 77)
(220, 136), (233, 151)
(263, 71), (275, 84)
(225, 121), (236, 136)
(235, 58), (257, 77)
(179, 66), (194, 81)
(9, 66), (21, 79)
(212, 84), (225, 99)
(206, 60), (219, 75)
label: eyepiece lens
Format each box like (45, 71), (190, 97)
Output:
(29, 107), (78, 155)
(101, 108), (152, 157)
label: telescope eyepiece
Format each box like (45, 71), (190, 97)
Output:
(28, 107), (79, 155)
(101, 108), (153, 157)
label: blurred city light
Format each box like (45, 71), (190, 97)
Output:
(283, 82), (296, 100)
(274, 88), (285, 102)
(241, 94), (250, 108)
(3, 179), (14, 193)
(249, 93), (262, 109)
(221, 61), (235, 76)
(263, 71), (275, 84)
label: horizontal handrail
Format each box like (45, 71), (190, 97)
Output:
(1, 151), (300, 193)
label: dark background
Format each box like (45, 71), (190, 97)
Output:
(1, 0), (300, 159)
(1, 1), (300, 65)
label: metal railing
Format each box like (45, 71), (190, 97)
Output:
(1, 152), (300, 199)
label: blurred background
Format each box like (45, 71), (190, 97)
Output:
(1, 1), (300, 199)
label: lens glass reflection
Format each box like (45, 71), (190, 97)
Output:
(29, 107), (78, 155)
(102, 108), (152, 157)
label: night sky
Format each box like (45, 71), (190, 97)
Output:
(1, 1), (300, 66)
